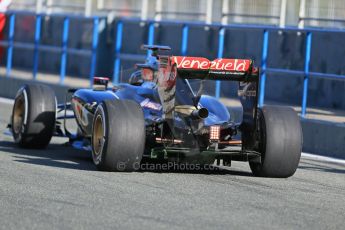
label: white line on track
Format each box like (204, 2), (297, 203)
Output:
(0, 97), (344, 165)
(0, 97), (14, 105)
(301, 152), (345, 165)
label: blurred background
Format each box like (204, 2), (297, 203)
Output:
(8, 0), (345, 27)
(0, 1), (344, 157)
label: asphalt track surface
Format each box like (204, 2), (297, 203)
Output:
(0, 100), (344, 230)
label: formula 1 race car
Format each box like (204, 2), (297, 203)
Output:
(8, 45), (302, 177)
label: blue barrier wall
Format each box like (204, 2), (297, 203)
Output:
(1, 12), (345, 115)
(0, 12), (109, 86)
(112, 19), (345, 113)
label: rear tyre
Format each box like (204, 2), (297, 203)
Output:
(11, 84), (56, 148)
(91, 100), (145, 172)
(249, 106), (302, 178)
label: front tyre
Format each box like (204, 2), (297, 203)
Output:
(11, 84), (56, 148)
(91, 100), (145, 172)
(249, 106), (302, 178)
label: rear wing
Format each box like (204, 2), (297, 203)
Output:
(170, 56), (258, 81)
(157, 55), (260, 150)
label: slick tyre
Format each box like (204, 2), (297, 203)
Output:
(91, 100), (145, 172)
(11, 84), (56, 149)
(249, 106), (302, 178)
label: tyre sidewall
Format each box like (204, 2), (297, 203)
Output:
(250, 106), (302, 177)
(91, 100), (145, 172)
(11, 84), (56, 148)
(92, 103), (108, 167)
(12, 86), (29, 144)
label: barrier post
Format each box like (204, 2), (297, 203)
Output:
(90, 17), (99, 87)
(141, 0), (149, 21)
(85, 0), (92, 17)
(298, 0), (306, 28)
(258, 30), (269, 107)
(6, 13), (16, 77)
(205, 0), (213, 24)
(147, 22), (155, 56)
(221, 0), (229, 25)
(301, 32), (312, 117)
(113, 21), (123, 84)
(60, 17), (69, 85)
(215, 28), (225, 98)
(181, 25), (189, 55)
(279, 0), (287, 27)
(33, 14), (42, 80)
(155, 0), (163, 21)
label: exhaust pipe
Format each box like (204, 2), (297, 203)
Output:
(190, 108), (209, 119)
